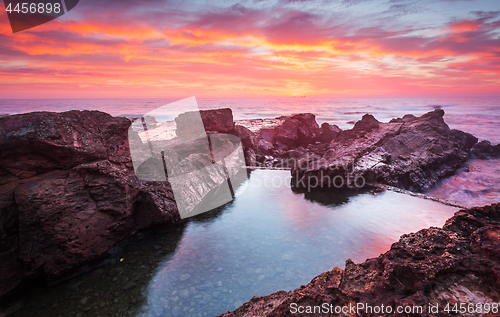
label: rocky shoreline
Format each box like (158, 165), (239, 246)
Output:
(0, 107), (498, 310)
(218, 203), (500, 317)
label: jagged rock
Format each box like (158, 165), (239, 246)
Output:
(0, 111), (132, 179)
(218, 203), (500, 317)
(353, 113), (380, 131)
(256, 114), (321, 150)
(317, 123), (342, 143)
(0, 107), (491, 306)
(0, 111), (180, 301)
(471, 140), (500, 159)
(291, 110), (478, 192)
(175, 108), (234, 137)
(231, 125), (259, 152)
(229, 126), (259, 167)
(200, 108), (235, 133)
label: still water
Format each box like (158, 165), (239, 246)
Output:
(7, 170), (458, 317)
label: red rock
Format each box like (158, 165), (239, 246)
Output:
(471, 140), (500, 159)
(0, 111), (180, 301)
(291, 109), (478, 192)
(175, 108), (235, 137)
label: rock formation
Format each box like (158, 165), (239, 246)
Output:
(0, 111), (181, 301)
(233, 113), (341, 165)
(219, 203), (500, 317)
(290, 110), (478, 192)
(471, 140), (500, 159)
(176, 108), (235, 137)
(0, 107), (490, 306)
(0, 108), (251, 302)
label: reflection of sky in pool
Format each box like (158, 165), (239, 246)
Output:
(8, 170), (458, 317)
(139, 170), (457, 316)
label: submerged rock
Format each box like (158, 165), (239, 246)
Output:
(219, 203), (500, 317)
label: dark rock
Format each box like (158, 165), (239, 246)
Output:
(0, 111), (132, 179)
(0, 111), (180, 301)
(274, 114), (321, 148)
(390, 114), (417, 124)
(121, 281), (136, 291)
(232, 125), (258, 152)
(291, 109), (478, 192)
(219, 203), (500, 317)
(317, 123), (341, 144)
(257, 114), (321, 150)
(244, 149), (256, 167)
(201, 108), (235, 133)
(175, 108), (234, 137)
(235, 114), (338, 159)
(257, 139), (274, 155)
(471, 140), (500, 159)
(353, 114), (379, 132)
(231, 125), (260, 166)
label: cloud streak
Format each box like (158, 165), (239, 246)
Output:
(0, 0), (499, 97)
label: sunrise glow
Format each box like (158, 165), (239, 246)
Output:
(0, 0), (499, 98)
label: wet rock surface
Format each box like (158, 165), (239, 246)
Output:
(0, 108), (254, 303)
(219, 203), (500, 317)
(233, 114), (341, 165)
(0, 111), (181, 302)
(290, 110), (478, 192)
(236, 110), (479, 193)
(471, 140), (500, 159)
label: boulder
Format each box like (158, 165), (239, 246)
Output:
(0, 111), (180, 301)
(291, 109), (478, 192)
(232, 125), (258, 152)
(175, 108), (234, 137)
(471, 140), (500, 159)
(258, 114), (321, 149)
(219, 203), (500, 317)
(317, 122), (342, 143)
(0, 110), (132, 178)
(200, 108), (234, 133)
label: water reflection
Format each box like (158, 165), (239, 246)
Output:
(137, 170), (457, 317)
(293, 187), (371, 207)
(6, 224), (188, 317)
(6, 170), (458, 317)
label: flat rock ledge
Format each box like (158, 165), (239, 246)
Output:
(219, 203), (500, 317)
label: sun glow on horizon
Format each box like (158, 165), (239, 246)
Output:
(0, 0), (499, 99)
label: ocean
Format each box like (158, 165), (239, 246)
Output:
(1, 96), (499, 143)
(2, 97), (500, 316)
(1, 96), (499, 207)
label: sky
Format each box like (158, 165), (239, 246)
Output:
(0, 0), (499, 98)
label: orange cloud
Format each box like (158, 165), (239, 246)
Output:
(0, 2), (499, 98)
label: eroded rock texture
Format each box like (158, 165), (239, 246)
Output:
(290, 110), (478, 192)
(0, 111), (180, 300)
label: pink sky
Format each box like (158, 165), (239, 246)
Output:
(0, 0), (499, 98)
